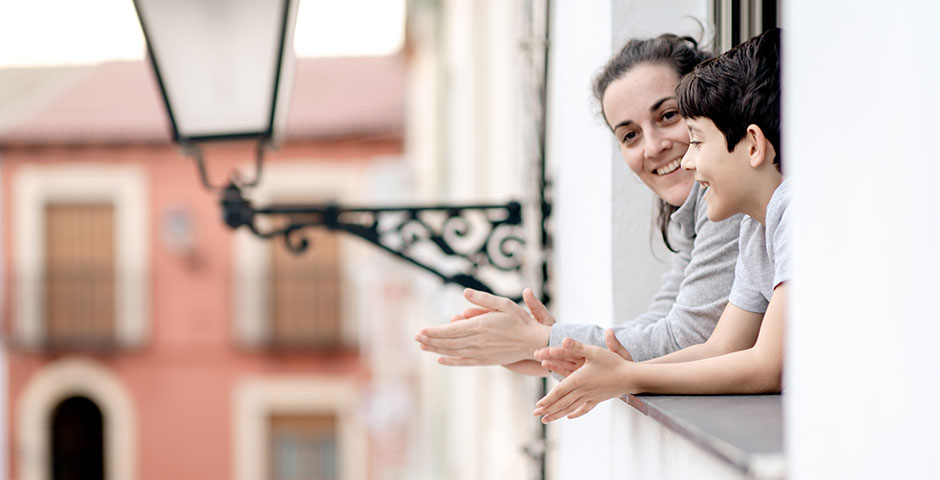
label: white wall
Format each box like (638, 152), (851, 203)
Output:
(547, 2), (617, 478)
(785, 1), (940, 478)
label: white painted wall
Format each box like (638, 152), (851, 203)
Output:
(785, 1), (940, 478)
(546, 2), (616, 478)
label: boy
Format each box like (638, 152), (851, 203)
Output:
(533, 28), (787, 422)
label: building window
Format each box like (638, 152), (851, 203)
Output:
(270, 221), (342, 348)
(270, 414), (338, 480)
(51, 396), (105, 480)
(13, 165), (149, 349)
(714, 0), (779, 52)
(232, 164), (362, 350)
(233, 377), (366, 480)
(44, 204), (116, 348)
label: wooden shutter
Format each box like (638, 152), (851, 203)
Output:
(44, 204), (115, 347)
(270, 223), (342, 348)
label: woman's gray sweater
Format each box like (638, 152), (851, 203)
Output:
(548, 182), (742, 361)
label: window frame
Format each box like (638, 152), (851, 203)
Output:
(232, 376), (365, 480)
(713, 0), (779, 52)
(12, 164), (149, 349)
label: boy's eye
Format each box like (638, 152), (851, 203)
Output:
(662, 110), (679, 121)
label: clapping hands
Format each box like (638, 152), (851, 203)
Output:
(533, 329), (635, 423)
(415, 288), (554, 367)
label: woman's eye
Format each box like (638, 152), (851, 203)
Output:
(689, 140), (702, 149)
(621, 131), (638, 143)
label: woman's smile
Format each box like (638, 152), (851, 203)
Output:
(654, 158), (683, 176)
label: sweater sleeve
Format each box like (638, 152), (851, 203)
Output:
(549, 201), (741, 362)
(549, 223), (690, 350)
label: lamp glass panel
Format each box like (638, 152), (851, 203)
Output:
(135, 0), (291, 139)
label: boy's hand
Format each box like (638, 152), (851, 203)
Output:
(532, 333), (635, 423)
(533, 344), (585, 377)
(534, 328), (632, 377)
(415, 288), (554, 366)
(503, 359), (551, 376)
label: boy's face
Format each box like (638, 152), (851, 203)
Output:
(680, 117), (752, 222)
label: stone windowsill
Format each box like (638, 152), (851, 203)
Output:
(625, 394), (785, 480)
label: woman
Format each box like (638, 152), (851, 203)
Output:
(415, 34), (742, 372)
(533, 29), (786, 421)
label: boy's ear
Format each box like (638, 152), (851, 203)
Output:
(745, 124), (775, 168)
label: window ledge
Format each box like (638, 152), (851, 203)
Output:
(625, 394), (785, 480)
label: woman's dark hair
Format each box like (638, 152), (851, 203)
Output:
(677, 28), (781, 170)
(593, 34), (713, 252)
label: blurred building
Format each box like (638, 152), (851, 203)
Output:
(401, 1), (550, 479)
(0, 55), (413, 480)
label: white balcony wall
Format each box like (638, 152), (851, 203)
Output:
(786, 1), (940, 478)
(545, 1), (616, 478)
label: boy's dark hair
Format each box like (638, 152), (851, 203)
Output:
(677, 28), (782, 168)
(593, 34), (713, 252)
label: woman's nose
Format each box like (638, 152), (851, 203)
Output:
(643, 131), (669, 159)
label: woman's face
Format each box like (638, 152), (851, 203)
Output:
(602, 63), (695, 207)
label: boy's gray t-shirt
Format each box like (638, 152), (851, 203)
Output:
(549, 182), (742, 361)
(728, 179), (792, 312)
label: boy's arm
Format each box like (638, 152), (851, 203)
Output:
(534, 284), (786, 422)
(643, 303), (764, 364)
(536, 302), (762, 374)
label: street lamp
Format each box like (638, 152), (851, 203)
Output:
(131, 0), (543, 301)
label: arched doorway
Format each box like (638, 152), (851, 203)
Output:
(50, 396), (104, 480)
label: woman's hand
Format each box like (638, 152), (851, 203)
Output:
(532, 331), (636, 423)
(415, 288), (554, 366)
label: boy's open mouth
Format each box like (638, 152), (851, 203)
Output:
(655, 159), (682, 176)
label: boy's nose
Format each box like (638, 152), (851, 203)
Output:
(680, 151), (695, 170)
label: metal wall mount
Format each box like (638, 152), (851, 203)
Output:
(220, 182), (527, 301)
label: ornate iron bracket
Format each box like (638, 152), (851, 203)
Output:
(220, 182), (526, 301)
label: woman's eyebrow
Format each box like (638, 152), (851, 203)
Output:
(612, 119), (634, 130)
(650, 96), (676, 112)
(611, 96), (677, 130)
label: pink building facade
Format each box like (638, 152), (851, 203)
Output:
(0, 57), (408, 480)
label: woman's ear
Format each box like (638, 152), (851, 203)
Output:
(746, 124), (772, 168)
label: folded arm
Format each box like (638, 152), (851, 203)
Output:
(534, 284), (786, 422)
